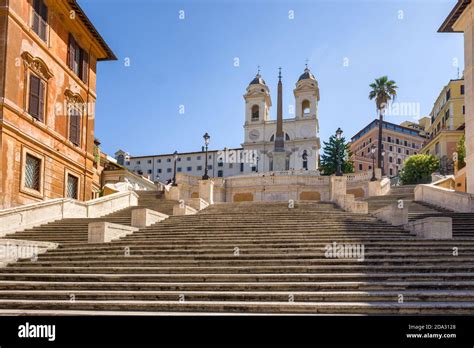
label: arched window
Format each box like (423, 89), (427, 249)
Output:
(302, 100), (310, 116)
(251, 105), (259, 121)
(270, 133), (290, 142)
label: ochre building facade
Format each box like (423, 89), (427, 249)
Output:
(0, 0), (115, 209)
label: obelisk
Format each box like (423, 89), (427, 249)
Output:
(272, 67), (287, 171)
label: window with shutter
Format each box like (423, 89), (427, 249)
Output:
(73, 44), (81, 76)
(68, 35), (89, 83)
(28, 74), (45, 122)
(66, 174), (79, 199)
(68, 34), (75, 69)
(32, 0), (48, 42)
(38, 79), (45, 122)
(81, 51), (89, 83)
(69, 105), (82, 146)
(68, 35), (81, 75)
(25, 154), (41, 191)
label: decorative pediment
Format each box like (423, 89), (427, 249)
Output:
(21, 52), (54, 80)
(64, 89), (84, 104)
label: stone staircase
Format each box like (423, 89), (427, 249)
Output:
(364, 185), (442, 214)
(0, 190), (177, 245)
(408, 212), (474, 238)
(134, 191), (176, 216)
(364, 185), (474, 238)
(1, 200), (474, 315)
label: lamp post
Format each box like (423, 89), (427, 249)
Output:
(370, 144), (377, 181)
(253, 151), (259, 173)
(172, 151), (178, 186)
(202, 132), (210, 180)
(335, 128), (343, 176)
(381, 149), (385, 177)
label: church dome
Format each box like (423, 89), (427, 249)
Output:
(249, 73), (266, 85)
(298, 67), (315, 81)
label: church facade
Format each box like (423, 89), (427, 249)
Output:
(242, 67), (321, 173)
(119, 66), (321, 182)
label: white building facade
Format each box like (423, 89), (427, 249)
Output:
(116, 67), (321, 182)
(115, 149), (247, 183)
(243, 67), (321, 172)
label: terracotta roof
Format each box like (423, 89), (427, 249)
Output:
(438, 0), (472, 33)
(67, 0), (117, 61)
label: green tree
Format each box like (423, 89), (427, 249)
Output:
(457, 135), (466, 170)
(399, 154), (440, 185)
(368, 76), (398, 173)
(320, 134), (354, 175)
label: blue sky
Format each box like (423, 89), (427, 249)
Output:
(78, 0), (464, 156)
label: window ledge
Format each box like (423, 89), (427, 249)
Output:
(20, 187), (44, 200)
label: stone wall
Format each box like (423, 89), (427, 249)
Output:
(0, 191), (138, 236)
(415, 183), (474, 213)
(174, 171), (379, 203)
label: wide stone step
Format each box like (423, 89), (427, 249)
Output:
(124, 232), (410, 239)
(12, 257), (474, 267)
(3, 264), (474, 274)
(0, 272), (472, 282)
(42, 245), (474, 256)
(0, 299), (472, 314)
(34, 249), (472, 261)
(113, 237), (417, 244)
(51, 239), (474, 250)
(29, 251), (474, 262)
(1, 280), (474, 291)
(0, 289), (473, 302)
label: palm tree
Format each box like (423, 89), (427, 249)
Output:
(369, 76), (398, 175)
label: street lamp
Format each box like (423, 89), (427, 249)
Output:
(172, 150), (178, 186)
(381, 149), (385, 176)
(370, 144), (377, 181)
(202, 132), (210, 180)
(335, 128), (343, 176)
(252, 151), (259, 173)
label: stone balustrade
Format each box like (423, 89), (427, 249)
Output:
(415, 184), (474, 212)
(0, 191), (139, 237)
(176, 173), (200, 186)
(372, 203), (408, 226)
(0, 239), (58, 267)
(406, 217), (453, 239)
(131, 208), (169, 228)
(167, 171), (386, 203)
(186, 198), (210, 211)
(173, 203), (198, 216)
(88, 222), (138, 243)
(368, 178), (391, 197)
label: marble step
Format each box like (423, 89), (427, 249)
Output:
(0, 299), (472, 314)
